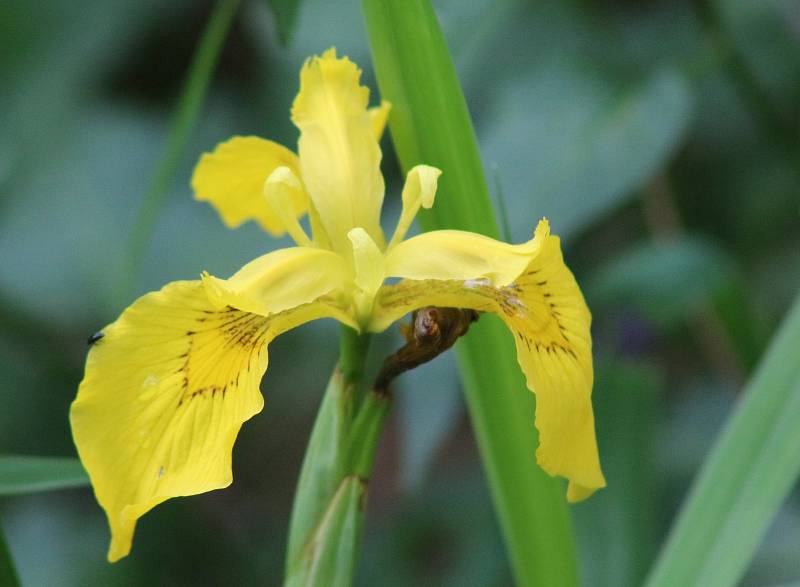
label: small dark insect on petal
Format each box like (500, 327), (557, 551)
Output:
(87, 331), (105, 346)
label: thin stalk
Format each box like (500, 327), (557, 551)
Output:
(490, 164), (513, 243)
(361, 1), (578, 585)
(115, 0), (241, 304)
(339, 326), (371, 384)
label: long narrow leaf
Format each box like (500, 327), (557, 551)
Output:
(361, 1), (578, 585)
(0, 456), (88, 496)
(116, 0), (241, 302)
(646, 292), (800, 587)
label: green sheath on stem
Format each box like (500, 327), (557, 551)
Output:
(285, 328), (389, 586)
(361, 1), (578, 585)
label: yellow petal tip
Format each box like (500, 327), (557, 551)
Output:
(566, 481), (603, 503)
(535, 217), (551, 238)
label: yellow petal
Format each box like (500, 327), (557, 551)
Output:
(201, 246), (356, 327)
(291, 48), (386, 257)
(192, 136), (306, 236)
(70, 281), (348, 562)
(369, 100), (391, 139)
(387, 165), (442, 249)
(385, 226), (544, 286)
(263, 166), (312, 246)
(347, 228), (385, 323)
(372, 220), (605, 499)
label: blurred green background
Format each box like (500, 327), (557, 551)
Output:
(1, 0), (798, 584)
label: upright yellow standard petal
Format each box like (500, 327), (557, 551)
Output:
(192, 136), (306, 236)
(372, 220), (605, 499)
(291, 48), (386, 257)
(71, 281), (348, 561)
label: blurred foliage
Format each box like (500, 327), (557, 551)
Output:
(0, 457), (87, 496)
(264, 0), (301, 44)
(646, 292), (800, 587)
(0, 0), (798, 585)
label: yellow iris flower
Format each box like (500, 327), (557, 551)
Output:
(70, 48), (605, 562)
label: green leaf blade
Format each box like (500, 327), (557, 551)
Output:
(285, 476), (365, 587)
(361, 0), (498, 239)
(482, 65), (692, 242)
(361, 1), (579, 585)
(645, 292), (800, 587)
(117, 0), (241, 303)
(0, 456), (88, 496)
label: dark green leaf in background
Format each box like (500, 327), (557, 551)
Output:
(118, 0), (242, 303)
(586, 237), (736, 329)
(482, 67), (693, 242)
(646, 293), (800, 587)
(0, 456), (88, 496)
(264, 0), (301, 45)
(715, 0), (800, 142)
(573, 359), (663, 587)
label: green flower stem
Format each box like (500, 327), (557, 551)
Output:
(116, 0), (241, 304)
(284, 327), (389, 586)
(645, 292), (800, 587)
(339, 326), (371, 384)
(361, 1), (578, 585)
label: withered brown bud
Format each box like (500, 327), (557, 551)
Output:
(374, 307), (479, 392)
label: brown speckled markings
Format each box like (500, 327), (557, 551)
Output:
(176, 307), (270, 406)
(168, 291), (352, 408)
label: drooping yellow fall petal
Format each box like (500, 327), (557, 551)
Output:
(372, 220), (605, 499)
(70, 281), (349, 562)
(291, 48), (386, 257)
(201, 246), (356, 326)
(192, 136), (306, 236)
